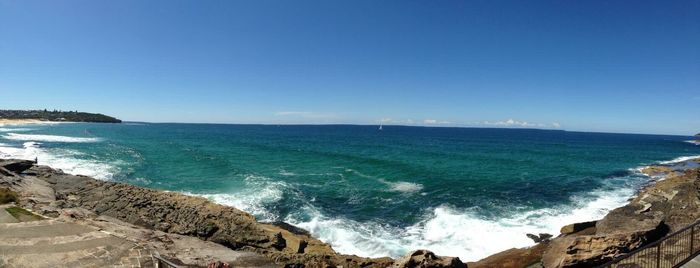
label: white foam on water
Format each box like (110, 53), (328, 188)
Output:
(345, 168), (424, 194)
(279, 170), (297, 176)
(195, 175), (288, 222)
(657, 155), (700, 165)
(0, 128), (33, 132)
(198, 160), (675, 261)
(386, 181), (424, 193)
(0, 141), (117, 180)
(3, 133), (102, 143)
(282, 175), (640, 261)
(685, 140), (700, 146)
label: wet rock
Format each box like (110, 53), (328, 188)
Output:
(527, 233), (553, 243)
(272, 221), (311, 236)
(0, 159), (34, 174)
(641, 166), (673, 177)
(393, 250), (467, 268)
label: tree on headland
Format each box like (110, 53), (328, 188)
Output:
(0, 109), (121, 123)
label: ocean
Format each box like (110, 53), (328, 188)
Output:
(1, 122), (699, 261)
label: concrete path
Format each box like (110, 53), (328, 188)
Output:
(0, 207), (19, 223)
(0, 220), (152, 268)
(683, 255), (700, 268)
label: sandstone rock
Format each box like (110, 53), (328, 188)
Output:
(393, 250), (467, 268)
(539, 167), (700, 267)
(468, 243), (548, 268)
(641, 165), (673, 177)
(559, 221), (596, 235)
(7, 163), (393, 268)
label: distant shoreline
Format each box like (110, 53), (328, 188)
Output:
(0, 110), (121, 124)
(0, 119), (57, 126)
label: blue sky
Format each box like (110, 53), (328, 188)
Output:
(0, 1), (698, 135)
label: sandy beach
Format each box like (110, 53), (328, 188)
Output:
(0, 119), (50, 126)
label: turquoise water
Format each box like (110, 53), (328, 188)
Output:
(1, 123), (699, 260)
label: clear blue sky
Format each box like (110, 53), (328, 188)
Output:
(1, 1), (698, 135)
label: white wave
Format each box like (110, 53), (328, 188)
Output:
(3, 133), (102, 143)
(0, 121), (63, 127)
(0, 142), (117, 180)
(685, 140), (700, 146)
(195, 167), (640, 261)
(283, 177), (638, 262)
(196, 175), (287, 222)
(0, 128), (33, 132)
(657, 155), (700, 165)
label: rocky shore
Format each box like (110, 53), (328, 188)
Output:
(470, 157), (700, 268)
(0, 159), (464, 268)
(2, 156), (699, 268)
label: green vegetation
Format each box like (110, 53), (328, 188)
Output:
(0, 109), (121, 123)
(5, 207), (43, 222)
(0, 187), (19, 204)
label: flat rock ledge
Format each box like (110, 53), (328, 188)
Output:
(0, 159), (465, 268)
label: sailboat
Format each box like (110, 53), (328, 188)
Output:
(379, 123), (383, 131)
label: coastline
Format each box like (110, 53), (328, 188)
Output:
(0, 119), (55, 126)
(2, 156), (699, 267)
(0, 158), (461, 267)
(470, 155), (700, 267)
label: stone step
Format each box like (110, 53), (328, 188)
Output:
(0, 235), (127, 254)
(0, 222), (97, 239)
(0, 219), (61, 228)
(0, 220), (155, 267)
(0, 230), (111, 246)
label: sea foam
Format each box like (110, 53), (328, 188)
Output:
(196, 175), (289, 222)
(3, 133), (102, 143)
(0, 141), (116, 180)
(657, 155), (700, 165)
(0, 128), (33, 132)
(284, 174), (642, 261)
(386, 181), (424, 193)
(196, 160), (664, 262)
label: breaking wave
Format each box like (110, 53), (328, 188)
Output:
(3, 133), (102, 143)
(0, 141), (117, 180)
(196, 157), (690, 261)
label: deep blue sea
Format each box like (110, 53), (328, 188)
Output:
(1, 122), (699, 260)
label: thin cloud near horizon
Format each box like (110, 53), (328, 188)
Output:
(377, 117), (561, 129)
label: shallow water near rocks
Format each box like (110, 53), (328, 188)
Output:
(1, 123), (699, 261)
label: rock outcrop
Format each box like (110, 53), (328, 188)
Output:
(468, 243), (548, 268)
(559, 221), (596, 235)
(393, 250), (466, 268)
(0, 159), (34, 175)
(541, 168), (700, 267)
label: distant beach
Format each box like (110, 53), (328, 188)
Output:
(0, 119), (50, 126)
